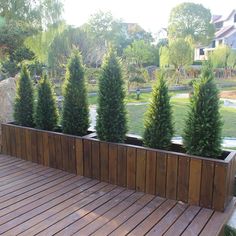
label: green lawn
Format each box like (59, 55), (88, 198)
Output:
(127, 98), (236, 138)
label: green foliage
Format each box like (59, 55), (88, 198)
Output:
(183, 63), (222, 158)
(35, 74), (58, 130)
(168, 2), (214, 45)
(159, 46), (169, 68)
(96, 48), (127, 142)
(62, 50), (89, 136)
(143, 72), (174, 149)
(14, 65), (34, 127)
(168, 38), (193, 68)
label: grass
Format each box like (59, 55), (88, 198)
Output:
(126, 98), (236, 138)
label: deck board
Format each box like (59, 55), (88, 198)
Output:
(0, 154), (234, 236)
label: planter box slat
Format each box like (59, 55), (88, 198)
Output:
(117, 145), (127, 187)
(200, 160), (215, 208)
(2, 123), (236, 212)
(146, 150), (157, 195)
(166, 154), (178, 200)
(126, 147), (136, 190)
(108, 143), (118, 185)
(100, 142), (109, 182)
(177, 156), (190, 203)
(91, 141), (100, 180)
(75, 138), (83, 176)
(188, 158), (202, 205)
(156, 152), (167, 198)
(136, 149), (146, 192)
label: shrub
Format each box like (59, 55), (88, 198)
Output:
(143, 72), (174, 149)
(35, 74), (58, 131)
(183, 62), (222, 157)
(96, 48), (127, 142)
(62, 50), (89, 136)
(14, 65), (34, 127)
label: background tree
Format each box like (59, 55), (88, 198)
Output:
(168, 2), (214, 45)
(96, 48), (127, 142)
(183, 62), (222, 158)
(210, 45), (232, 68)
(14, 65), (34, 127)
(62, 50), (89, 136)
(143, 72), (173, 149)
(35, 74), (58, 130)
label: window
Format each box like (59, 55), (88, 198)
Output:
(219, 39), (223, 45)
(199, 48), (205, 55)
(212, 40), (216, 48)
(234, 14), (236, 23)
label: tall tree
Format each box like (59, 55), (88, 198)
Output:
(35, 74), (58, 131)
(96, 48), (127, 142)
(168, 2), (214, 45)
(183, 62), (222, 158)
(14, 65), (34, 127)
(62, 50), (89, 136)
(144, 72), (174, 149)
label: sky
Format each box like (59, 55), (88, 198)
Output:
(64, 0), (234, 36)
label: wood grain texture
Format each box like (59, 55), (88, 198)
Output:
(108, 144), (118, 185)
(100, 142), (109, 182)
(117, 145), (127, 187)
(146, 150), (156, 195)
(83, 139), (92, 177)
(75, 138), (83, 175)
(136, 149), (146, 192)
(91, 141), (100, 179)
(127, 147), (136, 189)
(156, 152), (167, 197)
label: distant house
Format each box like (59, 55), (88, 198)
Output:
(194, 9), (236, 61)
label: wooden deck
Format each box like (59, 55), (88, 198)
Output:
(0, 154), (234, 236)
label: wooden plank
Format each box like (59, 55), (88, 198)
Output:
(83, 139), (92, 177)
(92, 194), (154, 235)
(19, 127), (27, 160)
(177, 156), (190, 203)
(146, 150), (156, 195)
(68, 136), (76, 174)
(25, 129), (32, 161)
(48, 132), (56, 168)
(9, 125), (16, 157)
(30, 129), (38, 163)
(127, 147), (136, 189)
(1, 125), (6, 154)
(14, 127), (22, 158)
(100, 142), (109, 182)
(212, 163), (228, 211)
(188, 158), (202, 205)
(136, 148), (146, 192)
(61, 135), (69, 172)
(117, 145), (127, 187)
(166, 154), (178, 200)
(128, 199), (176, 236)
(36, 131), (44, 165)
(200, 160), (215, 208)
(54, 134), (63, 170)
(146, 202), (188, 236)
(156, 152), (167, 197)
(42, 131), (49, 166)
(75, 138), (83, 175)
(109, 144), (118, 185)
(91, 141), (100, 179)
(182, 208), (213, 236)
(5, 125), (11, 155)
(199, 198), (236, 236)
(163, 205), (201, 236)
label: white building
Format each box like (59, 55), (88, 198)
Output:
(195, 10), (236, 61)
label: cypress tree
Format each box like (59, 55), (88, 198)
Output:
(183, 62), (222, 158)
(143, 72), (174, 149)
(35, 74), (58, 131)
(96, 48), (127, 142)
(14, 65), (34, 127)
(62, 50), (89, 136)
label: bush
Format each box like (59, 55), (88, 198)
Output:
(96, 48), (127, 142)
(183, 62), (222, 158)
(62, 50), (89, 136)
(143, 72), (174, 149)
(14, 65), (34, 127)
(35, 74), (58, 131)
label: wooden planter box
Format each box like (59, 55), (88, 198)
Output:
(1, 123), (236, 212)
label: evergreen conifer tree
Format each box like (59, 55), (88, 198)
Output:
(62, 50), (89, 136)
(96, 48), (127, 142)
(183, 62), (222, 157)
(35, 74), (58, 131)
(143, 72), (174, 149)
(14, 65), (34, 127)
